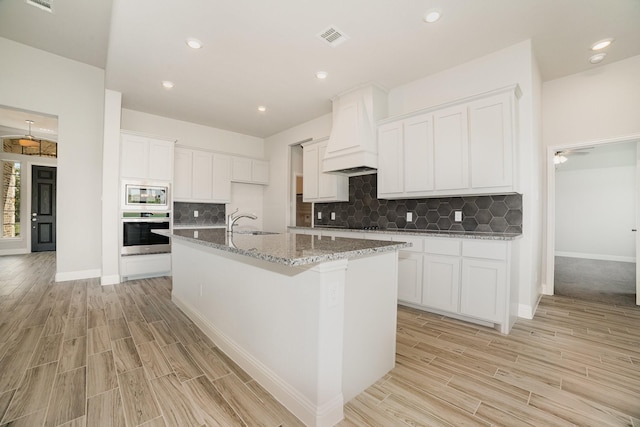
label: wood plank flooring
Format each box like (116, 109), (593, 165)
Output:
(1, 252), (639, 426)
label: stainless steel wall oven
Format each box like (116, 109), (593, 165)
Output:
(122, 212), (171, 255)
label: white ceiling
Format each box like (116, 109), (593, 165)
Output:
(1, 0), (639, 139)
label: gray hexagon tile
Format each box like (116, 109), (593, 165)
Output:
(314, 174), (522, 233)
(174, 202), (226, 226)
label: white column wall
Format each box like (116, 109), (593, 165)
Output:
(101, 90), (122, 284)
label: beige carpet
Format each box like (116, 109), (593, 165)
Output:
(554, 256), (637, 307)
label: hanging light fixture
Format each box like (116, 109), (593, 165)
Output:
(18, 120), (40, 148)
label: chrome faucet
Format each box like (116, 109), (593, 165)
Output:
(227, 208), (258, 233)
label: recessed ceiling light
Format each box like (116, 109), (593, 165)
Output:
(186, 38), (203, 49)
(423, 9), (442, 23)
(162, 81), (174, 89)
(591, 38), (614, 51)
(315, 71), (328, 80)
(257, 106), (266, 112)
(589, 53), (607, 64)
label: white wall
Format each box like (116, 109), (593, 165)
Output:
(0, 37), (105, 279)
(263, 114), (332, 232)
(543, 55), (640, 146)
(121, 108), (266, 230)
(556, 164), (636, 262)
(121, 109), (264, 157)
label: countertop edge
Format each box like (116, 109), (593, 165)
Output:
(288, 226), (522, 241)
(156, 230), (409, 267)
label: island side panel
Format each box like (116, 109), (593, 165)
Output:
(170, 238), (347, 427)
(342, 250), (399, 402)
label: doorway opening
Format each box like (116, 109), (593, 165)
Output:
(0, 105), (58, 256)
(546, 136), (640, 306)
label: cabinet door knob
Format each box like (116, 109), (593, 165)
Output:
(632, 229), (637, 232)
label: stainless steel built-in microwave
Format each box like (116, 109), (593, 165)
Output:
(122, 183), (169, 210)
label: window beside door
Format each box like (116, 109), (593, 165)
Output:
(1, 160), (21, 238)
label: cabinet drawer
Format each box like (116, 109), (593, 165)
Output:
(392, 235), (423, 252)
(462, 240), (508, 260)
(424, 238), (461, 256)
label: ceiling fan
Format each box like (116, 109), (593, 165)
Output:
(554, 147), (593, 164)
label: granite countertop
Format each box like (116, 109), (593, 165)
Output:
(288, 226), (522, 241)
(155, 229), (409, 267)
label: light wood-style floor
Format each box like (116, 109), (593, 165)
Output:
(1, 253), (639, 426)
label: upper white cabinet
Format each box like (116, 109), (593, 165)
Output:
(378, 113), (435, 198)
(121, 133), (174, 182)
(302, 138), (349, 203)
(377, 85), (520, 199)
(231, 157), (269, 185)
(468, 92), (514, 190)
(433, 105), (469, 191)
(174, 147), (231, 203)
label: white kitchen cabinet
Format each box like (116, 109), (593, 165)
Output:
(398, 252), (423, 304)
(468, 92), (514, 191)
(433, 105), (469, 191)
(460, 239), (508, 323)
(378, 113), (435, 199)
(298, 226), (516, 333)
(173, 147), (231, 203)
(121, 133), (174, 182)
(377, 121), (404, 196)
(120, 253), (171, 281)
(376, 85), (519, 199)
(302, 138), (348, 203)
(404, 114), (435, 193)
(422, 255), (461, 312)
(460, 258), (507, 322)
(231, 157), (269, 185)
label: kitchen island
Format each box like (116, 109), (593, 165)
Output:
(157, 228), (408, 427)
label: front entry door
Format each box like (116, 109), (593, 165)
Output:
(31, 165), (56, 252)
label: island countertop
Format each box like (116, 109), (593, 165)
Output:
(156, 228), (409, 267)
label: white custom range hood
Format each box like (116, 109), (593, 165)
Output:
(322, 85), (388, 176)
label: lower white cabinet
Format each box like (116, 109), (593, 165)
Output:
(460, 258), (507, 322)
(120, 254), (171, 281)
(398, 252), (423, 304)
(308, 227), (516, 333)
(422, 255), (460, 312)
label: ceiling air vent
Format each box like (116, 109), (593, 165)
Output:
(316, 25), (349, 47)
(26, 0), (54, 13)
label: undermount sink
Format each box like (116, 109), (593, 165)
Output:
(234, 230), (280, 236)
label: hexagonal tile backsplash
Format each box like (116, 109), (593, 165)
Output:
(173, 202), (226, 226)
(315, 174), (522, 233)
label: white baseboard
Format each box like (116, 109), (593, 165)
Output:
(555, 251), (635, 263)
(101, 274), (121, 286)
(55, 268), (101, 282)
(518, 303), (534, 319)
(0, 249), (29, 256)
(172, 294), (343, 427)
